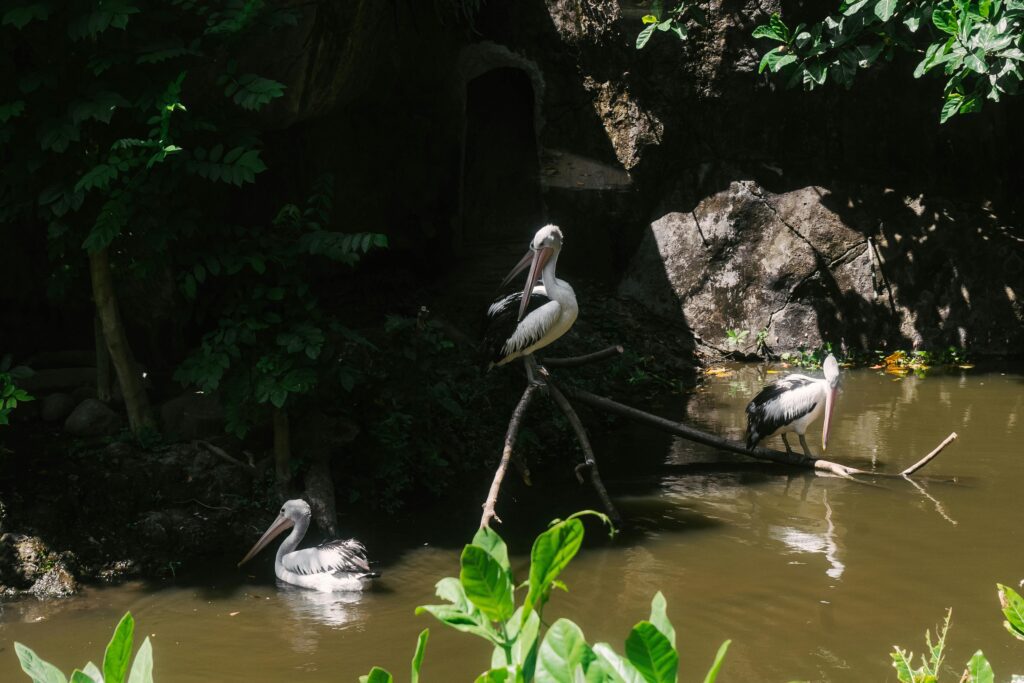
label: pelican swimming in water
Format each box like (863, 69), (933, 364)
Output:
(481, 224), (578, 383)
(238, 499), (377, 592)
(745, 354), (841, 457)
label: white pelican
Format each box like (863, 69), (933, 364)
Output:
(481, 225), (578, 383)
(238, 499), (377, 592)
(745, 354), (840, 457)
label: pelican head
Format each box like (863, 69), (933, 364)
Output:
(821, 354), (840, 450)
(238, 499), (311, 567)
(500, 225), (564, 322)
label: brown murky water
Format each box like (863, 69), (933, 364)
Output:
(2, 366), (1023, 682)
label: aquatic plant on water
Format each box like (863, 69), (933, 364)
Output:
(360, 511), (731, 683)
(15, 612), (152, 683)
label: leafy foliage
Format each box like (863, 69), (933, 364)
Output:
(15, 612), (152, 683)
(366, 512), (733, 682)
(0, 1), (290, 304)
(0, 354), (34, 426)
(634, 0), (709, 49)
(752, 0), (1024, 122)
(173, 176), (385, 437)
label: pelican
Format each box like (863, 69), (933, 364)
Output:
(238, 499), (378, 592)
(481, 225), (578, 383)
(745, 354), (840, 457)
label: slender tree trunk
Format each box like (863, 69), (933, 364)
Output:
(88, 247), (155, 434)
(93, 315), (113, 403)
(272, 407), (291, 495)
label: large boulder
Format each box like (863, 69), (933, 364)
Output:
(29, 561), (79, 598)
(64, 398), (123, 436)
(619, 178), (1024, 355)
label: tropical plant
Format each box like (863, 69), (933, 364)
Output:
(0, 1), (294, 435)
(361, 511), (732, 682)
(998, 582), (1024, 641)
(890, 609), (993, 682)
(0, 354), (33, 426)
(725, 328), (749, 348)
(752, 0), (1024, 122)
(173, 175), (386, 489)
(15, 612), (152, 683)
(634, 0), (709, 49)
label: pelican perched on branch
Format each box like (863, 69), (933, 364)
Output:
(746, 354), (841, 458)
(238, 499), (378, 592)
(481, 225), (578, 383)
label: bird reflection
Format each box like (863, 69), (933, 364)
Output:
(771, 489), (845, 581)
(276, 582), (366, 653)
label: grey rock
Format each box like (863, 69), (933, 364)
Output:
(620, 177), (1024, 354)
(40, 393), (77, 422)
(64, 398), (123, 437)
(0, 533), (48, 585)
(29, 562), (79, 598)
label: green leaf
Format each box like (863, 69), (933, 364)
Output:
(472, 526), (511, 572)
(647, 593), (675, 648)
(126, 637), (152, 683)
(70, 671), (95, 683)
(535, 619), (588, 683)
(475, 667), (521, 683)
(962, 650), (994, 683)
(411, 629), (429, 683)
(997, 583), (1024, 640)
(701, 640), (731, 683)
(461, 545), (515, 622)
(636, 23), (656, 49)
(0, 100), (25, 123)
(874, 0), (898, 21)
(752, 14), (791, 42)
(965, 49), (988, 73)
(641, 14), (658, 24)
(803, 59), (828, 86)
(14, 642), (67, 683)
(524, 518), (585, 620)
(940, 92), (963, 122)
(759, 47), (797, 73)
(83, 663), (102, 682)
(3, 3), (52, 29)
(625, 622), (678, 683)
(359, 667), (394, 683)
(231, 74), (286, 111)
(103, 612), (135, 683)
(932, 8), (958, 34)
(74, 164), (119, 193)
(414, 604), (496, 643)
(593, 643), (644, 683)
(82, 198), (129, 253)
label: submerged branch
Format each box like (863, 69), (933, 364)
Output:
(480, 385), (538, 529)
(564, 386), (956, 479)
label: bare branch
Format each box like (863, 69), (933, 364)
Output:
(480, 385), (537, 528)
(564, 386), (957, 479)
(545, 380), (623, 526)
(900, 432), (959, 475)
(539, 345), (624, 368)
(196, 440), (255, 472)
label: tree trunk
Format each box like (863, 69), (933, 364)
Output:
(272, 407), (292, 495)
(93, 315), (113, 403)
(88, 247), (155, 434)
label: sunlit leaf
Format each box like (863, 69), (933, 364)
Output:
(962, 650), (994, 683)
(103, 612), (135, 683)
(997, 583), (1024, 640)
(702, 640), (731, 683)
(14, 642), (67, 683)
(461, 545), (515, 622)
(625, 621), (677, 683)
(535, 619), (588, 683)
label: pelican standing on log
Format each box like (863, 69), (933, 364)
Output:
(481, 225), (578, 384)
(238, 499), (378, 592)
(745, 354), (841, 458)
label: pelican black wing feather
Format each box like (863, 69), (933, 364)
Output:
(281, 538), (371, 576)
(480, 291), (550, 367)
(745, 376), (817, 449)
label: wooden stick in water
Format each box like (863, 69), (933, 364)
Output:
(900, 432), (959, 476)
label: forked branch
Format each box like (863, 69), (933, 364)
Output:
(480, 385), (537, 528)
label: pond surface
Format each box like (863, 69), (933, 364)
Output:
(2, 365), (1023, 682)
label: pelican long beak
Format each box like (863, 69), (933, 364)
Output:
(238, 514), (294, 567)
(505, 247), (554, 322)
(822, 387), (837, 450)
